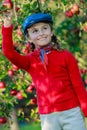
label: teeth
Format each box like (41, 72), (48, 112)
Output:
(39, 37), (46, 40)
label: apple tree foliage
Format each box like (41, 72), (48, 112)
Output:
(0, 0), (87, 125)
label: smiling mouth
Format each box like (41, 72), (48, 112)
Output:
(38, 37), (47, 40)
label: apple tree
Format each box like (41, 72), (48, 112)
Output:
(0, 0), (87, 126)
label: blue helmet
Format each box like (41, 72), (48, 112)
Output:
(22, 13), (53, 35)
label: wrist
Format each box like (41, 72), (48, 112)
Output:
(4, 22), (12, 28)
(3, 11), (13, 27)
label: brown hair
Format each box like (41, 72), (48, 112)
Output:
(51, 34), (62, 51)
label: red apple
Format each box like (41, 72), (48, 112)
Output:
(70, 8), (75, 14)
(12, 64), (19, 71)
(26, 84), (35, 93)
(71, 4), (79, 14)
(65, 10), (73, 18)
(8, 70), (14, 76)
(0, 82), (6, 89)
(23, 42), (31, 54)
(83, 25), (87, 32)
(15, 7), (20, 12)
(17, 26), (22, 37)
(16, 91), (24, 100)
(26, 42), (31, 48)
(23, 48), (29, 55)
(10, 89), (18, 96)
(70, 4), (80, 15)
(85, 79), (87, 85)
(80, 69), (86, 74)
(30, 98), (37, 105)
(2, 0), (13, 10)
(73, 4), (79, 12)
(0, 116), (7, 124)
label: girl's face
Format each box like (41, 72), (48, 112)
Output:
(27, 22), (53, 48)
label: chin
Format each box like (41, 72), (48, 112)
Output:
(38, 43), (50, 48)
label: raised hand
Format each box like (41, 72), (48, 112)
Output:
(3, 10), (13, 27)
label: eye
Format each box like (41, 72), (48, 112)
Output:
(43, 27), (48, 30)
(32, 29), (38, 33)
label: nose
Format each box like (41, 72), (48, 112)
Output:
(38, 29), (44, 35)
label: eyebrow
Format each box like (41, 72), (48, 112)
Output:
(27, 24), (50, 33)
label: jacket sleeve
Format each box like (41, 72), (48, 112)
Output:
(65, 50), (87, 117)
(2, 25), (31, 71)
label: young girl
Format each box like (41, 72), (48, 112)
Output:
(2, 11), (87, 130)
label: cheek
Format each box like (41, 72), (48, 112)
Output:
(29, 35), (36, 42)
(46, 30), (53, 37)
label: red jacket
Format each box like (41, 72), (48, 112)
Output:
(2, 25), (87, 116)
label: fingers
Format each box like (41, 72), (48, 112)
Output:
(3, 10), (13, 17)
(3, 10), (13, 27)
